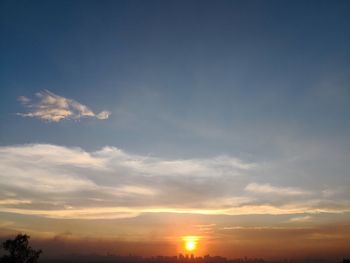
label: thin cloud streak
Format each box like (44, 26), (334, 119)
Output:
(245, 183), (310, 196)
(17, 90), (110, 122)
(289, 215), (313, 222)
(0, 144), (348, 219)
(1, 203), (350, 220)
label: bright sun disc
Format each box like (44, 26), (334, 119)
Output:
(182, 236), (199, 252)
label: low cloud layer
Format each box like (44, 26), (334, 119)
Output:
(17, 90), (110, 122)
(0, 144), (349, 219)
(245, 183), (309, 196)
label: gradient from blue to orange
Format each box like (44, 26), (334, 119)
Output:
(0, 0), (350, 260)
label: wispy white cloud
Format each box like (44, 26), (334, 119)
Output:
(17, 90), (110, 122)
(0, 199), (32, 205)
(96, 111), (110, 120)
(17, 96), (31, 104)
(0, 144), (348, 219)
(195, 223), (216, 233)
(245, 182), (309, 196)
(289, 215), (313, 222)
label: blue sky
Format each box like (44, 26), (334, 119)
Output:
(1, 0), (350, 258)
(1, 0), (350, 157)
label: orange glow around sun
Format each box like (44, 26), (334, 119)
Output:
(182, 236), (199, 253)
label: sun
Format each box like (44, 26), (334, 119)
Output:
(186, 240), (196, 251)
(182, 236), (199, 253)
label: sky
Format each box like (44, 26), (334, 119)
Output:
(1, 0), (350, 260)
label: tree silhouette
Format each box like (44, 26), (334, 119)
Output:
(0, 234), (42, 263)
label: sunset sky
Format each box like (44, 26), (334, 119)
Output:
(1, 0), (350, 260)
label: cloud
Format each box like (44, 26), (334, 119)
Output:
(0, 144), (348, 219)
(289, 215), (313, 222)
(195, 223), (216, 233)
(0, 199), (32, 205)
(96, 111), (110, 120)
(17, 90), (110, 122)
(220, 226), (311, 230)
(17, 96), (31, 104)
(245, 183), (309, 196)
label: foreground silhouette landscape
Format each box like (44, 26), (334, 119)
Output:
(39, 254), (350, 263)
(0, 234), (41, 263)
(1, 235), (349, 263)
